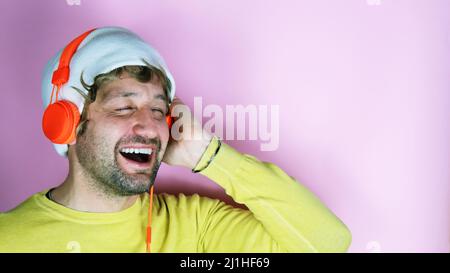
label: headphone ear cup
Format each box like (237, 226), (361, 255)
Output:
(166, 115), (173, 130)
(42, 100), (80, 144)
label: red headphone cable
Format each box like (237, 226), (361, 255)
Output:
(146, 185), (154, 253)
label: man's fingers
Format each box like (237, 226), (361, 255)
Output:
(170, 96), (184, 111)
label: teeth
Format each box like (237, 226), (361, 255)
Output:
(120, 148), (152, 155)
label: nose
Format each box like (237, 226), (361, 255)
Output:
(130, 107), (159, 139)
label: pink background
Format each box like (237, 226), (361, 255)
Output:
(0, 0), (448, 252)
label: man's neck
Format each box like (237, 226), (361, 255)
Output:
(50, 176), (139, 213)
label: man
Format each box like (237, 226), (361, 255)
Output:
(0, 26), (351, 252)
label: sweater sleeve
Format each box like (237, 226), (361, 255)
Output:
(194, 137), (352, 253)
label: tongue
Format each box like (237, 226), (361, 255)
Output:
(120, 152), (150, 163)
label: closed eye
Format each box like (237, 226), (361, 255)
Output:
(116, 107), (134, 111)
(152, 108), (166, 119)
(152, 108), (165, 114)
(113, 107), (165, 118)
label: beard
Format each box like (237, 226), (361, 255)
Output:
(75, 123), (161, 197)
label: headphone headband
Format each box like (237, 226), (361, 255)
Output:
(51, 28), (96, 86)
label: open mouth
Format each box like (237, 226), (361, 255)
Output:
(119, 148), (152, 164)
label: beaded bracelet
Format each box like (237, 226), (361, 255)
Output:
(192, 137), (222, 173)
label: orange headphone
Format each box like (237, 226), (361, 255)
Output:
(42, 28), (174, 253)
(42, 29), (94, 145)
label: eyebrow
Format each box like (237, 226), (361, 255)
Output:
(154, 93), (169, 104)
(155, 93), (170, 112)
(102, 91), (138, 102)
(102, 91), (169, 110)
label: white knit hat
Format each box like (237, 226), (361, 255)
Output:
(41, 26), (176, 157)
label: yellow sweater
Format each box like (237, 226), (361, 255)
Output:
(0, 138), (351, 252)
